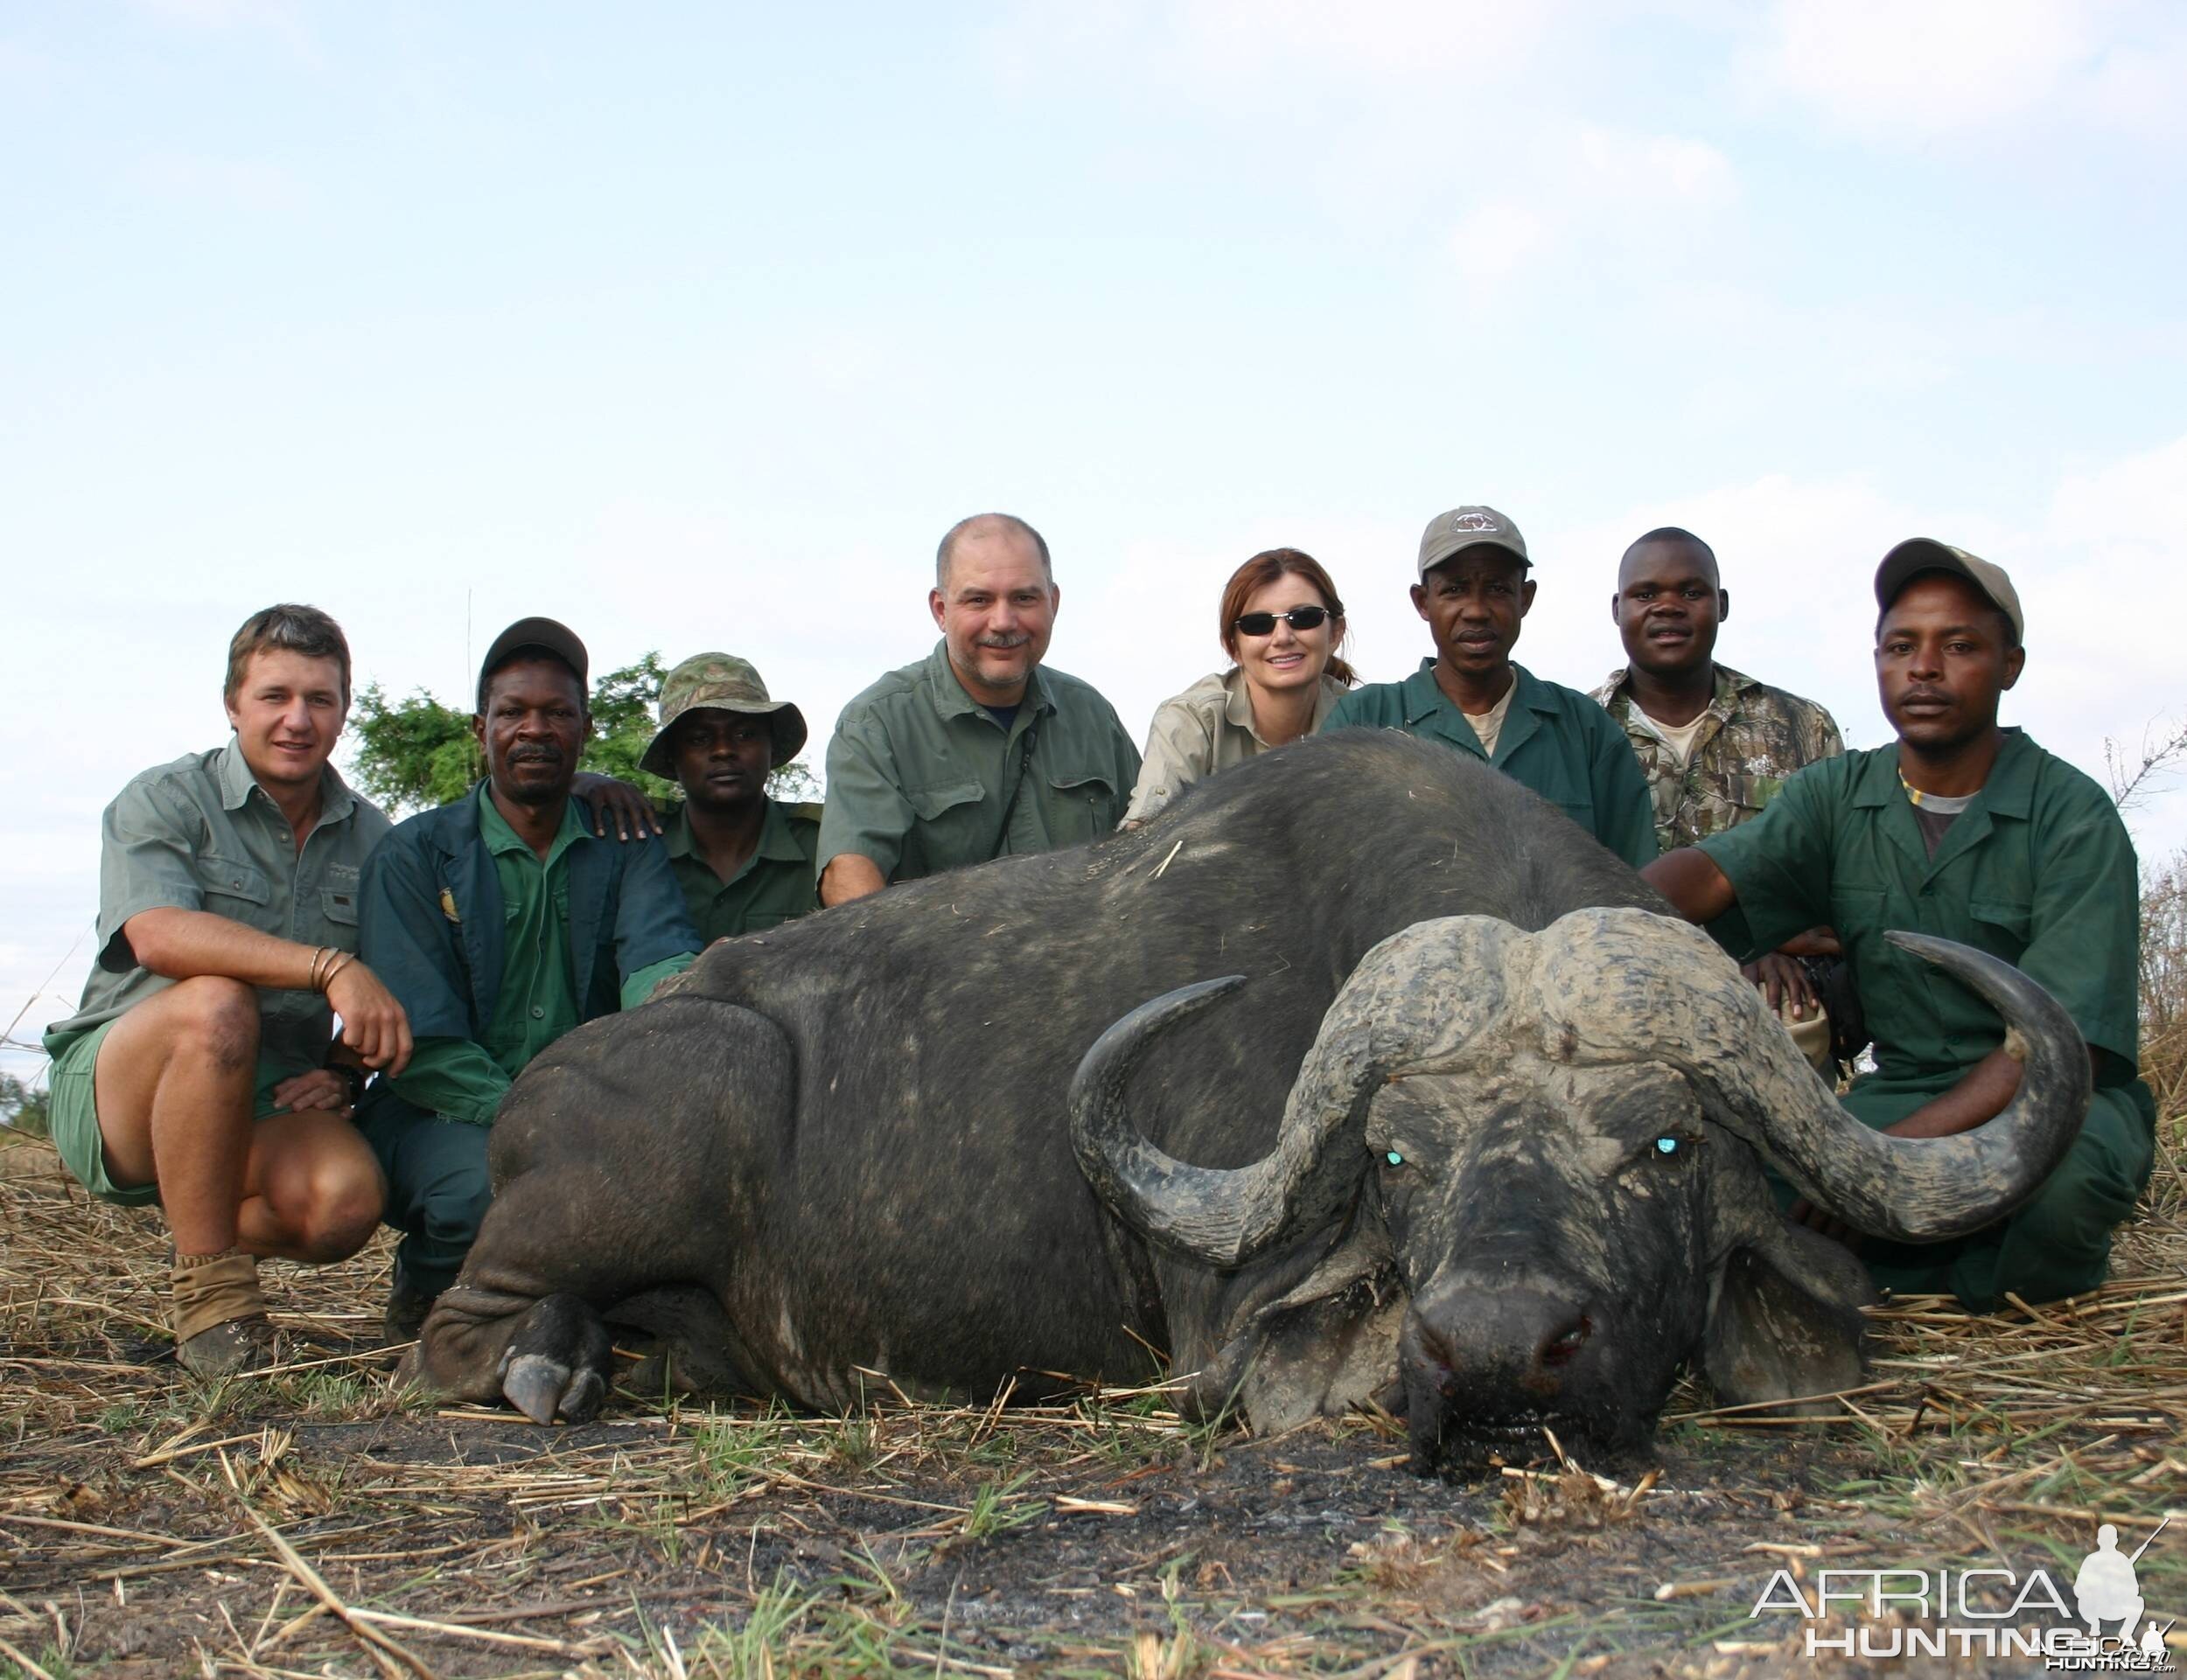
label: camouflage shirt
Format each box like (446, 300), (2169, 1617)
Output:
(1590, 664), (1845, 854)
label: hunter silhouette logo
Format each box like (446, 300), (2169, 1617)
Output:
(1749, 1515), (2175, 1666)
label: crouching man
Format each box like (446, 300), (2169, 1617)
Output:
(42, 605), (412, 1377)
(354, 618), (701, 1340)
(1645, 543), (2155, 1307)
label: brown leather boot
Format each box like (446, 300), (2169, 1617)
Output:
(170, 1250), (283, 1377)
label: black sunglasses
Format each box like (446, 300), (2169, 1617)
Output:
(1232, 605), (1333, 637)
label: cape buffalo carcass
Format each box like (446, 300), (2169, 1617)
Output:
(413, 731), (2088, 1469)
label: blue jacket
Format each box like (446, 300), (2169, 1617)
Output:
(359, 784), (701, 1045)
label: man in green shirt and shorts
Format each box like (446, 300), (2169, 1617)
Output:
(819, 512), (1140, 903)
(641, 653), (822, 942)
(42, 605), (414, 1377)
(1322, 505), (1657, 868)
(1645, 542), (2155, 1307)
(354, 618), (701, 1339)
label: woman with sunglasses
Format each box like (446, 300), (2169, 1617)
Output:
(1121, 547), (1357, 825)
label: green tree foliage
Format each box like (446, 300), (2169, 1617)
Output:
(347, 654), (821, 815)
(0, 1071), (49, 1138)
(347, 684), (479, 814)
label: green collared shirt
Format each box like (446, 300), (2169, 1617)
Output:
(45, 736), (390, 1077)
(1698, 730), (2145, 1095)
(389, 787), (692, 1125)
(663, 798), (822, 943)
(1323, 660), (1658, 868)
(819, 641), (1141, 882)
(1590, 663), (1846, 854)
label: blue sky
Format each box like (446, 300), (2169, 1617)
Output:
(4, 0), (2184, 1079)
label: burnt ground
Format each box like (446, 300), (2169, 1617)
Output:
(3, 1126), (2184, 1680)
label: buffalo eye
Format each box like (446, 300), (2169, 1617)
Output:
(1384, 1149), (1405, 1168)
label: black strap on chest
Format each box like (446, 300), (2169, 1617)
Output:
(988, 715), (1042, 861)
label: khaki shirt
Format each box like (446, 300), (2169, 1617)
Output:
(44, 737), (391, 1078)
(1122, 668), (1348, 823)
(1591, 663), (1845, 854)
(819, 641), (1140, 882)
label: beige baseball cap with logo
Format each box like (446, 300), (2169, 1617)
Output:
(1418, 505), (1529, 579)
(1874, 539), (2024, 645)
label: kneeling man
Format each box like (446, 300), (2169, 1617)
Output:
(43, 605), (412, 1376)
(356, 618), (701, 1338)
(1645, 544), (2155, 1307)
(642, 652), (821, 941)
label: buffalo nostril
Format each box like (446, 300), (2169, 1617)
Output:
(1540, 1316), (1591, 1369)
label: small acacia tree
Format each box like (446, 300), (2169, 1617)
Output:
(347, 654), (819, 816)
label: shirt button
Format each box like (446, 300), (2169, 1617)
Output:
(530, 1006), (545, 1020)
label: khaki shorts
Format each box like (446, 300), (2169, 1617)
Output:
(45, 1020), (303, 1209)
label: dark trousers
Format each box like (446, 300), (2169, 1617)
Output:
(354, 1090), (493, 1299)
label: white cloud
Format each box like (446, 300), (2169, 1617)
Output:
(1757, 0), (2091, 135)
(1747, 0), (2187, 143)
(1448, 124), (1739, 293)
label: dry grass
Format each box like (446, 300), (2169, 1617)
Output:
(3, 1113), (2183, 1678)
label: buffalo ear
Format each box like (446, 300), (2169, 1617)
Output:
(1189, 1216), (1407, 1434)
(1701, 1224), (1872, 1414)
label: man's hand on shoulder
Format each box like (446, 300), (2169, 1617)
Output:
(570, 770), (664, 841)
(326, 960), (415, 1076)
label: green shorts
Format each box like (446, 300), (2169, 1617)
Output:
(45, 1020), (306, 1209)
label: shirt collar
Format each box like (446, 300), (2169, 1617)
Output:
(1851, 728), (2035, 815)
(476, 779), (590, 865)
(663, 798), (806, 866)
(925, 638), (1052, 725)
(216, 733), (357, 821)
(1595, 662), (1755, 721)
(1399, 659), (1552, 728)
(1220, 667), (1347, 744)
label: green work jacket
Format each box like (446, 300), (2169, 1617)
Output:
(44, 737), (389, 1080)
(1698, 731), (2153, 1124)
(818, 641), (1140, 882)
(663, 798), (822, 943)
(360, 783), (698, 1125)
(1323, 660), (1658, 868)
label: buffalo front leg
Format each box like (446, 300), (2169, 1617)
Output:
(407, 995), (787, 1423)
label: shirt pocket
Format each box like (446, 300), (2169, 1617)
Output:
(903, 781), (989, 865)
(1967, 897), (2032, 962)
(1552, 798), (1596, 839)
(198, 854), (274, 919)
(1722, 772), (1782, 815)
(1044, 763), (1121, 847)
(319, 887), (360, 934)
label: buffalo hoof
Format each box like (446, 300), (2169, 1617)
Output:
(496, 1294), (612, 1425)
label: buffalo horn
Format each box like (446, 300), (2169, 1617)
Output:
(1071, 919), (1525, 1268)
(1555, 912), (2090, 1244)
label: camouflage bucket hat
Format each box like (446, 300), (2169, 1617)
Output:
(639, 652), (808, 779)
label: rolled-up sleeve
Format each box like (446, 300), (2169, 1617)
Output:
(611, 833), (701, 998)
(1696, 762), (1838, 953)
(817, 708), (916, 880)
(1122, 698), (1216, 825)
(95, 779), (206, 970)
